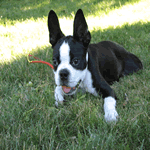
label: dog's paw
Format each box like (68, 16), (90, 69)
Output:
(55, 86), (64, 107)
(55, 100), (64, 107)
(104, 96), (119, 122)
(104, 107), (118, 122)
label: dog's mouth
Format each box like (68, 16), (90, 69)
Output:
(62, 80), (81, 95)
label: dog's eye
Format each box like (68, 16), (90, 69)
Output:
(72, 58), (80, 66)
(53, 58), (58, 66)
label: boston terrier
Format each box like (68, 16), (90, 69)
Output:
(47, 9), (143, 122)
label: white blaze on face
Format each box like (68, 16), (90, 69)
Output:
(54, 41), (70, 86)
(60, 41), (70, 64)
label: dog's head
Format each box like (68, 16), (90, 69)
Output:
(48, 9), (91, 95)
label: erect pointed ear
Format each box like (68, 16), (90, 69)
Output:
(73, 9), (91, 47)
(48, 10), (64, 47)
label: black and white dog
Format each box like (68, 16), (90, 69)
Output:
(48, 9), (143, 122)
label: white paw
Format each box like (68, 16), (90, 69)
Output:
(104, 107), (118, 122)
(55, 100), (64, 107)
(104, 96), (119, 122)
(55, 86), (64, 107)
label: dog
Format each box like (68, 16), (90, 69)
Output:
(47, 9), (143, 122)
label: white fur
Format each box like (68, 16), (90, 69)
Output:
(86, 52), (88, 62)
(82, 69), (98, 96)
(60, 41), (70, 63)
(54, 41), (70, 86)
(104, 96), (118, 122)
(55, 86), (64, 106)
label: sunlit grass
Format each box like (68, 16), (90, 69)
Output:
(87, 0), (150, 30)
(0, 0), (149, 63)
(0, 18), (49, 62)
(60, 0), (150, 32)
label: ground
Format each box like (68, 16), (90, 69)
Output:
(0, 0), (150, 149)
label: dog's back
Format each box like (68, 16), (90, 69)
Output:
(88, 41), (143, 84)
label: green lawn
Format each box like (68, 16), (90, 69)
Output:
(0, 0), (150, 149)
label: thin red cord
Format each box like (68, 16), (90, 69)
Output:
(28, 54), (54, 69)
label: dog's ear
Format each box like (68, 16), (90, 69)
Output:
(48, 10), (64, 47)
(73, 9), (91, 47)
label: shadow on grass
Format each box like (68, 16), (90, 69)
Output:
(0, 0), (141, 24)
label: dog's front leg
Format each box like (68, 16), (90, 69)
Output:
(54, 86), (64, 107)
(99, 86), (119, 122)
(104, 96), (118, 122)
(83, 70), (118, 122)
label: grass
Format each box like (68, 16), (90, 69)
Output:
(0, 0), (150, 149)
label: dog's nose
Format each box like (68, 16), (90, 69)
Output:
(59, 69), (69, 80)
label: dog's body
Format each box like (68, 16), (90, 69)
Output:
(48, 9), (143, 122)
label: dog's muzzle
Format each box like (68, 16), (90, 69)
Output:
(62, 80), (81, 95)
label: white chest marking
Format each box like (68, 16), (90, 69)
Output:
(82, 69), (98, 96)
